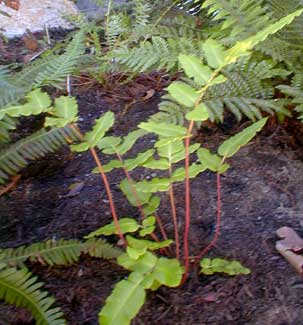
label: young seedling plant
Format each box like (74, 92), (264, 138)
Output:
(36, 9), (302, 325)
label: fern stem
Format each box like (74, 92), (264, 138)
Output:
(105, 0), (113, 45)
(145, 0), (180, 42)
(90, 147), (125, 245)
(115, 152), (146, 221)
(169, 165), (180, 259)
(182, 119), (195, 283)
(182, 69), (221, 282)
(70, 124), (125, 245)
(195, 171), (222, 263)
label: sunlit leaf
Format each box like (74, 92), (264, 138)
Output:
(152, 258), (183, 287)
(120, 179), (152, 207)
(178, 54), (213, 85)
(85, 218), (139, 238)
(99, 272), (146, 325)
(218, 118), (267, 157)
(197, 148), (229, 173)
(203, 39), (225, 69)
(186, 103), (209, 121)
(139, 121), (187, 137)
(167, 81), (198, 108)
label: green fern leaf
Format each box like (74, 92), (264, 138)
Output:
(0, 238), (121, 267)
(99, 271), (146, 325)
(0, 125), (79, 183)
(0, 264), (66, 324)
(32, 31), (85, 88)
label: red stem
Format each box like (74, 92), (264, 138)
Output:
(155, 213), (168, 241)
(182, 120), (195, 284)
(169, 165), (180, 259)
(195, 172), (222, 262)
(70, 124), (125, 245)
(115, 152), (146, 221)
(90, 148), (125, 244)
(116, 152), (170, 254)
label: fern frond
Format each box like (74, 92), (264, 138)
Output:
(0, 264), (66, 324)
(0, 115), (17, 143)
(278, 74), (303, 120)
(133, 0), (152, 29)
(0, 238), (122, 267)
(154, 58), (290, 123)
(157, 15), (205, 40)
(202, 0), (270, 38)
(33, 31), (85, 88)
(0, 125), (80, 183)
(0, 66), (26, 109)
(106, 15), (127, 48)
(258, 0), (303, 64)
(113, 36), (204, 72)
(150, 95), (185, 125)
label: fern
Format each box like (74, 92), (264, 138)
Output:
(201, 0), (303, 65)
(0, 66), (26, 109)
(112, 36), (205, 72)
(278, 74), (303, 120)
(106, 15), (127, 48)
(259, 0), (303, 64)
(0, 31), (85, 111)
(0, 115), (17, 143)
(0, 238), (122, 267)
(133, 0), (152, 29)
(0, 125), (80, 183)
(202, 0), (270, 38)
(152, 58), (290, 123)
(32, 31), (85, 88)
(0, 263), (66, 324)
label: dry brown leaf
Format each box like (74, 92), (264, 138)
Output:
(142, 89), (155, 101)
(0, 175), (20, 197)
(3, 0), (20, 10)
(22, 30), (38, 52)
(276, 226), (303, 274)
(276, 226), (303, 252)
(63, 181), (85, 198)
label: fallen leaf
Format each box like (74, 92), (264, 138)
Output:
(22, 30), (38, 52)
(142, 89), (155, 101)
(276, 226), (303, 252)
(62, 181), (85, 198)
(0, 175), (20, 197)
(276, 226), (303, 274)
(3, 0), (20, 10)
(201, 292), (219, 302)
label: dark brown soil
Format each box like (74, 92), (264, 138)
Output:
(1, 34), (303, 325)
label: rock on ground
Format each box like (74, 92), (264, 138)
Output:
(0, 0), (79, 38)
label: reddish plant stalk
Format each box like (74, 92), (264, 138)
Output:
(115, 153), (171, 254)
(90, 148), (125, 244)
(155, 213), (172, 256)
(182, 120), (195, 283)
(195, 171), (222, 262)
(115, 152), (146, 221)
(169, 165), (180, 259)
(70, 124), (125, 244)
(155, 213), (168, 241)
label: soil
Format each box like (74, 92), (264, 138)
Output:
(1, 34), (303, 325)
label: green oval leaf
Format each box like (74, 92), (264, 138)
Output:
(218, 118), (268, 157)
(186, 103), (209, 121)
(99, 272), (146, 325)
(85, 218), (139, 238)
(203, 39), (225, 69)
(139, 121), (187, 137)
(153, 258), (183, 287)
(178, 54), (213, 86)
(167, 81), (198, 108)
